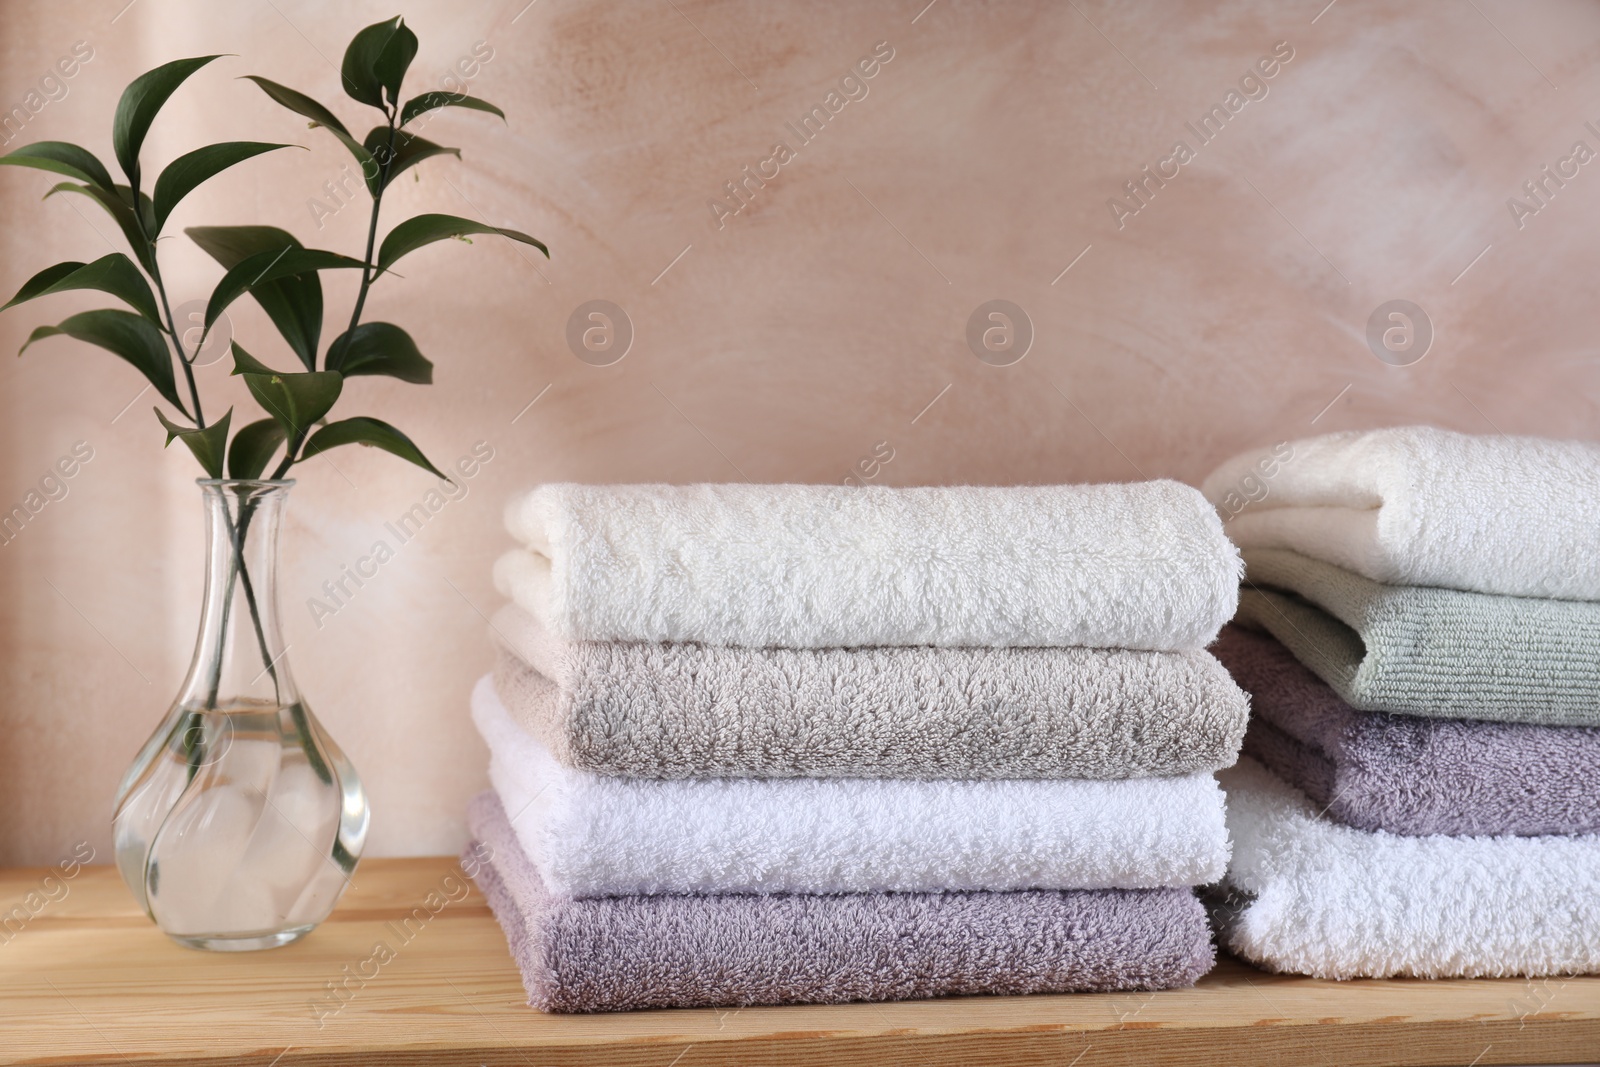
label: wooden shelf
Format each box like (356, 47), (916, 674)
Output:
(2, 859), (1596, 1066)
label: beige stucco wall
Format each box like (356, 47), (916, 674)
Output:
(3, 0), (1598, 864)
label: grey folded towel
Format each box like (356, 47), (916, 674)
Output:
(1212, 626), (1600, 836)
(1237, 548), (1600, 725)
(465, 791), (1215, 1013)
(490, 604), (1249, 780)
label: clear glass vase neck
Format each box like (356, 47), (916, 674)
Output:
(178, 478), (299, 712)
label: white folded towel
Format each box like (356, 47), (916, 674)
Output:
(1217, 758), (1600, 979)
(496, 481), (1240, 651)
(471, 676), (1230, 898)
(1201, 427), (1600, 600)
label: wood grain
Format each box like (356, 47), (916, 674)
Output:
(1, 861), (1597, 1066)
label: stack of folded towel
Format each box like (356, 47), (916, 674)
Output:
(464, 482), (1250, 1011)
(1201, 426), (1600, 979)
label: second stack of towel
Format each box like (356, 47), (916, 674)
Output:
(467, 481), (1250, 1011)
(1203, 427), (1600, 979)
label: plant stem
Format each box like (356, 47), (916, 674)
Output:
(137, 214), (205, 429)
(203, 489), (332, 786)
(202, 494), (245, 707)
(271, 114), (399, 481)
(203, 495), (274, 710)
(267, 429), (307, 482)
(343, 113), (399, 343)
(234, 533), (278, 704)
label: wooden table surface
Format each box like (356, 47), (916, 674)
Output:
(2, 859), (1597, 1067)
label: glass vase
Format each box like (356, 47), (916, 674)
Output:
(112, 479), (369, 951)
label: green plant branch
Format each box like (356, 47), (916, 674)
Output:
(343, 111), (398, 345)
(266, 111), (398, 482)
(4, 24), (535, 476)
(2, 24), (534, 815)
(203, 489), (332, 782)
(137, 215), (205, 429)
(267, 427), (307, 481)
(202, 491), (244, 707)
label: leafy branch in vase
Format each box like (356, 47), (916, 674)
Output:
(0, 16), (546, 713)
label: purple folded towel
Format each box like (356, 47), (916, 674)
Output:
(464, 792), (1214, 1012)
(1212, 626), (1600, 837)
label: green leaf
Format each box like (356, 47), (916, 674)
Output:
(2, 253), (161, 324)
(155, 406), (231, 479)
(341, 17), (412, 109)
(206, 246), (365, 330)
(0, 141), (115, 191)
(325, 322), (432, 383)
(187, 226), (325, 370)
(20, 309), (182, 411)
(229, 343), (281, 377)
(363, 127), (458, 191)
(398, 91), (504, 128)
(374, 20), (418, 106)
(227, 417), (287, 479)
(186, 224), (300, 268)
(4, 263), (84, 307)
(241, 75), (352, 136)
(113, 55), (225, 188)
(229, 342), (342, 442)
(240, 76), (376, 175)
(43, 182), (158, 274)
(152, 142), (296, 233)
(131, 185), (157, 235)
(300, 416), (444, 477)
(376, 213), (548, 272)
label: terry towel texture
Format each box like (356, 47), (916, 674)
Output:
(1216, 758), (1600, 979)
(495, 481), (1241, 651)
(465, 792), (1215, 1012)
(1202, 426), (1600, 600)
(1212, 627), (1600, 837)
(472, 676), (1230, 898)
(489, 604), (1250, 780)
(1236, 548), (1600, 724)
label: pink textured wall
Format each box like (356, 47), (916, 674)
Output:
(3, 0), (1599, 864)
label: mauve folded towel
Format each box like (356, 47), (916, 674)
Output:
(1216, 758), (1600, 979)
(1211, 626), (1600, 836)
(1202, 427), (1600, 600)
(495, 481), (1241, 651)
(471, 676), (1230, 897)
(489, 603), (1249, 780)
(465, 792), (1215, 1013)
(1236, 548), (1600, 724)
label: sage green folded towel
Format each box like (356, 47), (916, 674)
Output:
(1237, 548), (1600, 725)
